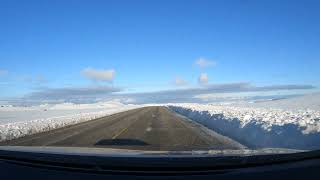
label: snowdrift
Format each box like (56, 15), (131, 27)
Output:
(169, 103), (320, 150)
(0, 101), (140, 142)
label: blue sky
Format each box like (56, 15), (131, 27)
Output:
(0, 0), (320, 104)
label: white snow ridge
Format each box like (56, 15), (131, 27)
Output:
(0, 101), (140, 142)
(167, 93), (320, 150)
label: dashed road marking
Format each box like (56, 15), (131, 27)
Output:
(146, 127), (152, 132)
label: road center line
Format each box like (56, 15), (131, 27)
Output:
(112, 125), (131, 139)
(111, 108), (155, 140)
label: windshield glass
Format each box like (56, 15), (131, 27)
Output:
(0, 0), (319, 155)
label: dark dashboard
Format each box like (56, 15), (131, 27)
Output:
(0, 146), (319, 179)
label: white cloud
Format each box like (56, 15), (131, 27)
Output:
(82, 67), (115, 82)
(195, 57), (216, 68)
(174, 77), (187, 86)
(198, 73), (209, 84)
(0, 69), (8, 77)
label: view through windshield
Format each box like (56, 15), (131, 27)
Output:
(0, 0), (320, 155)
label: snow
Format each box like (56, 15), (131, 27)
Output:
(167, 93), (320, 150)
(233, 92), (320, 111)
(170, 104), (320, 134)
(0, 100), (141, 142)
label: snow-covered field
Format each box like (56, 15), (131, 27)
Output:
(168, 93), (320, 150)
(0, 101), (141, 142)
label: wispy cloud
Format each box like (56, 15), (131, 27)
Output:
(115, 83), (315, 104)
(18, 74), (47, 84)
(0, 69), (8, 77)
(82, 67), (115, 82)
(23, 85), (122, 104)
(174, 77), (187, 86)
(198, 73), (209, 84)
(195, 57), (216, 68)
(6, 82), (315, 105)
(35, 75), (47, 83)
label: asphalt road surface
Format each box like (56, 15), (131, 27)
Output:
(1, 106), (244, 151)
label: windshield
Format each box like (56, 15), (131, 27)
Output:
(0, 0), (319, 155)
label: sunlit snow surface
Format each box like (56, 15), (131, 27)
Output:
(167, 93), (320, 150)
(0, 101), (141, 142)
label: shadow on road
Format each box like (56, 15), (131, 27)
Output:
(95, 139), (149, 146)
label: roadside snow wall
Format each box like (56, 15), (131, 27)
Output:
(0, 103), (140, 142)
(169, 105), (320, 150)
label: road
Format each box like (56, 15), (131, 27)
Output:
(1, 106), (244, 151)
